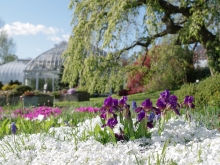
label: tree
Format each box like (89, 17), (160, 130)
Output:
(63, 0), (220, 93)
(147, 44), (194, 91)
(0, 19), (17, 64)
(55, 65), (70, 91)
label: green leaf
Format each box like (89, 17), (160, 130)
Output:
(106, 126), (116, 143)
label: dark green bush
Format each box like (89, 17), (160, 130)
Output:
(175, 74), (220, 106)
(8, 80), (22, 85)
(14, 85), (32, 93)
(0, 81), (4, 89)
(8, 90), (23, 97)
(195, 74), (220, 106)
(187, 67), (211, 83)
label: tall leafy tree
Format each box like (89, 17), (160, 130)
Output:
(0, 19), (17, 64)
(63, 0), (220, 93)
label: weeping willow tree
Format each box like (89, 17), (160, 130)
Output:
(63, 0), (220, 93)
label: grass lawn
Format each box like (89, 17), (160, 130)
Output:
(54, 90), (164, 108)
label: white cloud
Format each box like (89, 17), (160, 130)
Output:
(2, 22), (59, 36)
(48, 34), (70, 43)
(48, 36), (62, 42)
(62, 34), (70, 41)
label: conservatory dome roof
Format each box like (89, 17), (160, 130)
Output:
(0, 59), (30, 84)
(24, 42), (68, 72)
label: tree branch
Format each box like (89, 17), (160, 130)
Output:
(158, 0), (191, 17)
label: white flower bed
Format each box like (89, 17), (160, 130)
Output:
(0, 116), (219, 165)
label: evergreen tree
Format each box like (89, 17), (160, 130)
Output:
(55, 65), (69, 90)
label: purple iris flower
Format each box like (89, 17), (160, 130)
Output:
(168, 100), (178, 109)
(141, 99), (152, 110)
(119, 96), (127, 106)
(132, 101), (137, 111)
(156, 98), (166, 110)
(167, 100), (180, 115)
(184, 96), (195, 108)
(100, 111), (106, 119)
(113, 99), (119, 107)
(135, 107), (143, 113)
(152, 107), (161, 115)
(170, 95), (178, 102)
(104, 96), (113, 108)
(115, 133), (125, 141)
(11, 122), (17, 134)
(106, 117), (118, 129)
(137, 110), (145, 122)
(160, 89), (170, 102)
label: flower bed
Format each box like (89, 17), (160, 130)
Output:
(0, 116), (219, 164)
(0, 89), (219, 164)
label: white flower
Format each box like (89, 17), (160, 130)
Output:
(57, 117), (63, 124)
(37, 114), (45, 121)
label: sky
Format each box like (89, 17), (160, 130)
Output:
(0, 0), (72, 59)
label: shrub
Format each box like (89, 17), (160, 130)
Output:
(187, 67), (211, 83)
(8, 80), (22, 86)
(175, 83), (197, 104)
(208, 91), (220, 107)
(1, 84), (19, 91)
(195, 74), (220, 106)
(126, 54), (151, 94)
(51, 91), (61, 99)
(175, 74), (220, 106)
(118, 89), (128, 96)
(14, 85), (32, 93)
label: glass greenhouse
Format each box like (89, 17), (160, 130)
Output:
(0, 59), (30, 84)
(23, 42), (68, 92)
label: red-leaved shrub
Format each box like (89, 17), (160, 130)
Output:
(126, 54), (151, 95)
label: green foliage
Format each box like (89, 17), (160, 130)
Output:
(1, 84), (19, 91)
(174, 83), (197, 104)
(88, 124), (117, 144)
(4, 85), (32, 97)
(55, 65), (70, 90)
(147, 45), (194, 91)
(51, 91), (61, 99)
(0, 19), (17, 65)
(8, 80), (21, 86)
(175, 74), (220, 106)
(191, 106), (220, 130)
(208, 91), (220, 107)
(13, 85), (32, 94)
(187, 67), (211, 83)
(0, 81), (3, 89)
(2, 80), (22, 91)
(64, 0), (220, 93)
(0, 107), (95, 139)
(195, 74), (220, 106)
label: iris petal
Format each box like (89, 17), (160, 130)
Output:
(137, 110), (145, 122)
(141, 99), (152, 109)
